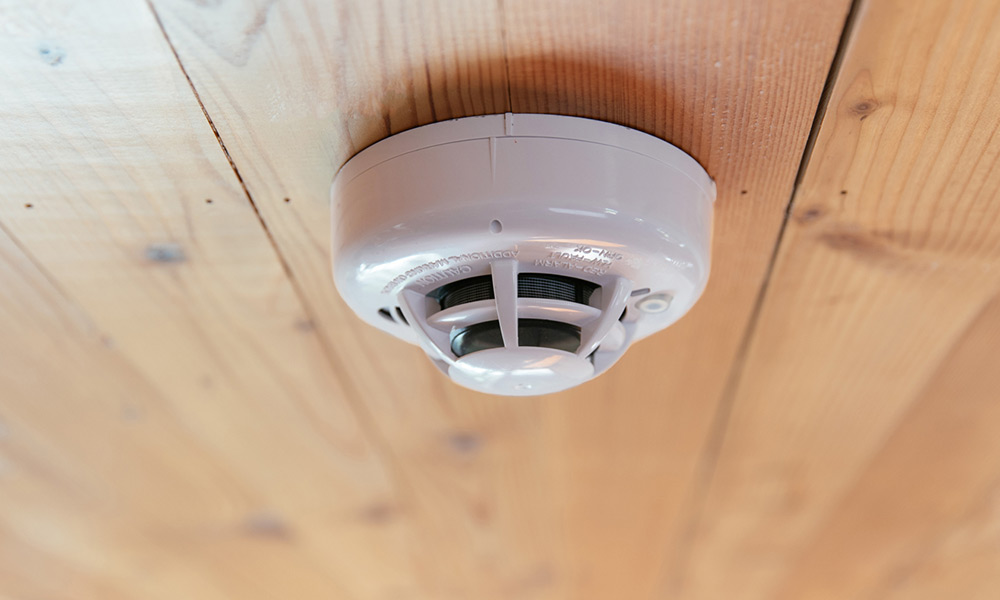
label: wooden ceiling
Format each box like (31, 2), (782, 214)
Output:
(2, 0), (999, 598)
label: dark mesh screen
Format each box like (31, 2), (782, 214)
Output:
(450, 319), (582, 357)
(517, 274), (596, 303)
(431, 273), (598, 310)
(436, 276), (494, 309)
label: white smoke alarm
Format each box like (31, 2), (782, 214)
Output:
(331, 113), (715, 396)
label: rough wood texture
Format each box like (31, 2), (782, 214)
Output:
(682, 0), (1000, 597)
(0, 2), (412, 598)
(10, 0), (999, 598)
(145, 0), (849, 598)
(775, 290), (1000, 600)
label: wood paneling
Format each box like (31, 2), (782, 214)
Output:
(144, 0), (848, 598)
(682, 0), (1000, 597)
(5, 0), (1000, 598)
(776, 290), (1000, 600)
(0, 2), (412, 598)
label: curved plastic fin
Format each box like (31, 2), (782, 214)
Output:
(577, 277), (632, 358)
(398, 288), (456, 363)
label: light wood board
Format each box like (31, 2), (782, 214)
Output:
(6, 0), (999, 598)
(0, 2), (413, 598)
(681, 0), (1000, 597)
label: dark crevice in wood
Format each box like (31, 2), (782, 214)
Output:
(496, 0), (514, 112)
(144, 0), (424, 532)
(662, 0), (868, 595)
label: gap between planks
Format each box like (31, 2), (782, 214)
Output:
(660, 0), (868, 594)
(143, 0), (426, 536)
(496, 0), (515, 112)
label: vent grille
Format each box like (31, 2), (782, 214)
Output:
(431, 273), (598, 310)
(450, 319), (582, 357)
(436, 276), (494, 309)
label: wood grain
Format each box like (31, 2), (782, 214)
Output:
(0, 2), (415, 598)
(682, 0), (1000, 597)
(147, 0), (850, 598)
(0, 0), (994, 593)
(775, 289), (1000, 600)
(144, 4), (554, 596)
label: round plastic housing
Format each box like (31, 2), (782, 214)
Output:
(331, 113), (715, 396)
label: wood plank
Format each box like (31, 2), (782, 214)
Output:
(0, 2), (414, 598)
(0, 230), (169, 600)
(682, 0), (1000, 597)
(773, 290), (1000, 599)
(144, 4), (549, 595)
(149, 1), (850, 598)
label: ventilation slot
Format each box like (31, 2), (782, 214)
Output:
(450, 319), (582, 357)
(435, 276), (494, 309)
(431, 273), (598, 310)
(378, 306), (410, 326)
(518, 273), (596, 304)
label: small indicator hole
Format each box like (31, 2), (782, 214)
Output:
(489, 219), (502, 233)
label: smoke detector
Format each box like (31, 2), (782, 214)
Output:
(331, 113), (714, 396)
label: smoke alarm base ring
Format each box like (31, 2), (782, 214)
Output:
(332, 113), (715, 396)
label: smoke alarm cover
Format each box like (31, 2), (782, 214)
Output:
(331, 113), (714, 396)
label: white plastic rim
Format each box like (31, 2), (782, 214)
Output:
(332, 113), (715, 396)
